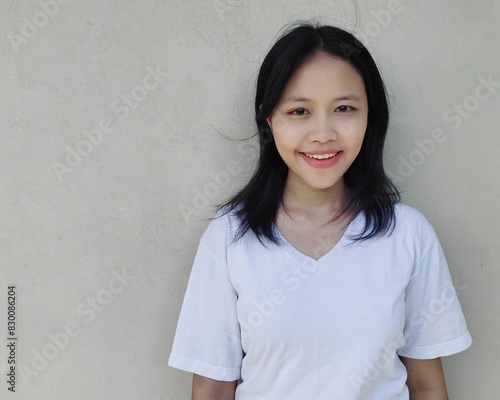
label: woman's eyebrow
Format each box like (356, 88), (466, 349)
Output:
(334, 94), (361, 102)
(282, 94), (362, 103)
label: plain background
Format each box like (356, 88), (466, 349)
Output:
(0, 0), (499, 399)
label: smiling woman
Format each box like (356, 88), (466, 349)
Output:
(267, 52), (368, 195)
(168, 23), (472, 400)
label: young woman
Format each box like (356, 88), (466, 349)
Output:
(168, 23), (472, 399)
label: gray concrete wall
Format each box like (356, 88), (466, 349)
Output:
(0, 0), (498, 398)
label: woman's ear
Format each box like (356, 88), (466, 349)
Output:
(259, 103), (272, 131)
(266, 113), (275, 132)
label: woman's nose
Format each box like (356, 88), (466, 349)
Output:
(308, 112), (338, 143)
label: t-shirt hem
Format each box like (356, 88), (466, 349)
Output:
(397, 331), (473, 359)
(168, 353), (241, 381)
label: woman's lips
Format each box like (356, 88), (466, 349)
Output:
(299, 151), (343, 168)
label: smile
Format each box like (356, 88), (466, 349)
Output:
(303, 152), (339, 160)
(299, 151), (343, 169)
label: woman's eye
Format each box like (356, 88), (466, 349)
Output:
(290, 108), (309, 116)
(335, 105), (354, 112)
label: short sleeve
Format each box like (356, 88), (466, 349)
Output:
(168, 235), (243, 381)
(398, 232), (472, 359)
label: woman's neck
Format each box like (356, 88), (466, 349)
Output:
(281, 177), (349, 221)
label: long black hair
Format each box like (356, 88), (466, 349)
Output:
(218, 22), (400, 244)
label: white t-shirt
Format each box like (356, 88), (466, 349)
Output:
(168, 203), (472, 399)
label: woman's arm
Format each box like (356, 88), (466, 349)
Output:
(192, 374), (238, 400)
(399, 357), (449, 400)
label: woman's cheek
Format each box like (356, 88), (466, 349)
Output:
(348, 118), (368, 137)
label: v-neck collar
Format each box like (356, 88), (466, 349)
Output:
(274, 211), (364, 270)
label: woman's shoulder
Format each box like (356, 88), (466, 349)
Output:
(199, 207), (244, 247)
(394, 202), (430, 223)
(392, 202), (438, 239)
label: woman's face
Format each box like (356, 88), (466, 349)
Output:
(267, 52), (368, 194)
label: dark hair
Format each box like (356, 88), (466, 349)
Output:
(218, 22), (400, 244)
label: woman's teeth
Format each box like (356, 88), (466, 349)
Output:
(303, 152), (338, 160)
